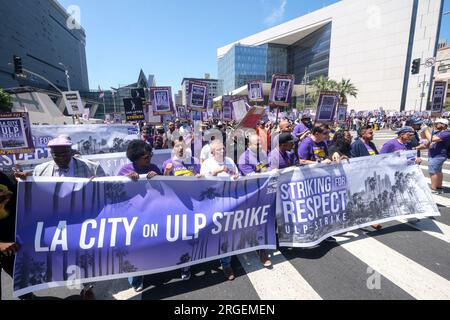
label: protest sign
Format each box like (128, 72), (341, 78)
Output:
(236, 106), (266, 129)
(276, 151), (440, 247)
(431, 81), (447, 115)
(248, 80), (264, 102)
(269, 74), (295, 107)
(176, 106), (188, 120)
(188, 81), (208, 111)
(131, 88), (146, 100)
(222, 96), (233, 121)
(150, 87), (174, 116)
(62, 91), (85, 115)
(336, 104), (348, 123)
(123, 98), (145, 122)
(0, 112), (34, 155)
(13, 174), (277, 297)
(315, 91), (339, 123)
(231, 97), (249, 122)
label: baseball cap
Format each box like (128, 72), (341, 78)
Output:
(48, 136), (73, 147)
(279, 133), (294, 144)
(396, 126), (415, 136)
(435, 118), (449, 126)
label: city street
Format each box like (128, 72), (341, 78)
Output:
(2, 129), (450, 300)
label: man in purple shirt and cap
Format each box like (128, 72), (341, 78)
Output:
(380, 126), (415, 154)
(268, 133), (296, 170)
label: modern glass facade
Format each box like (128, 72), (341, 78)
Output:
(0, 0), (89, 91)
(288, 23), (331, 83)
(218, 23), (331, 93)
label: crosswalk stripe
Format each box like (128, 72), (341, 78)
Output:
(397, 218), (450, 244)
(238, 251), (322, 300)
(335, 232), (450, 300)
(432, 194), (450, 206)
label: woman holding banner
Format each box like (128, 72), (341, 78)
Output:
(118, 140), (162, 292)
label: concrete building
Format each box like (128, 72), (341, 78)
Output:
(435, 42), (450, 107)
(0, 0), (89, 91)
(181, 75), (224, 106)
(218, 0), (444, 111)
(174, 90), (183, 106)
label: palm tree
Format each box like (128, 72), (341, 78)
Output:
(311, 76), (337, 101)
(336, 79), (358, 104)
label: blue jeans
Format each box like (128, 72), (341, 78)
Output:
(220, 256), (232, 268)
(128, 276), (143, 289)
(429, 156), (447, 174)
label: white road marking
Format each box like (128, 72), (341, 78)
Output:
(238, 252), (322, 300)
(397, 218), (450, 244)
(335, 232), (450, 300)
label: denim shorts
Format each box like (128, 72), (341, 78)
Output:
(428, 156), (447, 174)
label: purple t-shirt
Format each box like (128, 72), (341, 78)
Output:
(292, 123), (309, 138)
(162, 157), (200, 176)
(238, 149), (269, 176)
(429, 130), (450, 158)
(298, 137), (328, 161)
(268, 148), (295, 170)
(118, 163), (162, 176)
(380, 138), (407, 154)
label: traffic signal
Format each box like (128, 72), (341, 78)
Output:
(13, 55), (23, 75)
(411, 58), (421, 75)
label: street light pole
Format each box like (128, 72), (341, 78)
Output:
(418, 73), (428, 112)
(58, 62), (71, 91)
(303, 66), (309, 111)
(111, 88), (117, 113)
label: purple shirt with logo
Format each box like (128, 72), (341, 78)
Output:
(292, 123), (309, 138)
(238, 149), (269, 176)
(380, 138), (407, 154)
(162, 157), (200, 176)
(118, 163), (162, 176)
(268, 148), (295, 170)
(298, 137), (328, 161)
(429, 130), (450, 158)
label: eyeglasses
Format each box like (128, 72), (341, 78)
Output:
(140, 153), (152, 160)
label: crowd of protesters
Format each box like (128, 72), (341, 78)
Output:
(1, 109), (450, 299)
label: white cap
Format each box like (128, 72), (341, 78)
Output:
(435, 118), (449, 126)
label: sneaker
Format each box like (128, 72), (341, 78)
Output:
(431, 189), (440, 195)
(181, 267), (191, 281)
(133, 283), (144, 293)
(258, 251), (272, 268)
(222, 266), (235, 281)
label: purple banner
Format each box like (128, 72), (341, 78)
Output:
(13, 175), (277, 297)
(222, 96), (233, 121)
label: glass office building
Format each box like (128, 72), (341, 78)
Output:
(218, 23), (331, 94)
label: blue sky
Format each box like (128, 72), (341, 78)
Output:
(58, 0), (450, 92)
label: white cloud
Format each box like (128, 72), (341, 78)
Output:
(264, 0), (287, 26)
